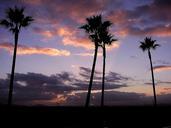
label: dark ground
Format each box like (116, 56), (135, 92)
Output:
(0, 105), (171, 128)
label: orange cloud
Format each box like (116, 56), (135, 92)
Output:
(58, 27), (119, 50)
(113, 29), (129, 37)
(153, 65), (171, 72)
(148, 26), (171, 37)
(0, 42), (70, 56)
(33, 27), (55, 38)
(58, 27), (73, 36)
(62, 35), (119, 50)
(33, 26), (119, 50)
(41, 30), (54, 38)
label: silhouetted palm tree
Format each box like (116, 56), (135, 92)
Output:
(80, 15), (107, 107)
(139, 37), (160, 106)
(100, 31), (117, 107)
(0, 6), (34, 106)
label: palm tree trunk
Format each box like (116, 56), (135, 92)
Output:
(148, 50), (157, 106)
(101, 45), (106, 107)
(8, 31), (19, 106)
(85, 45), (98, 107)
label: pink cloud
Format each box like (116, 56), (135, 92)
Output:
(33, 26), (119, 50)
(0, 42), (70, 56)
(153, 65), (171, 72)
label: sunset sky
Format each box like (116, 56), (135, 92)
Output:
(0, 0), (171, 106)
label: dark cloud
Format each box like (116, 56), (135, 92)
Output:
(107, 0), (171, 37)
(19, 0), (107, 25)
(1, 68), (171, 106)
(59, 90), (171, 106)
(127, 25), (171, 37)
(0, 66), (131, 105)
(154, 0), (171, 7)
(77, 67), (130, 90)
(144, 80), (171, 86)
(157, 81), (171, 85)
(144, 82), (157, 85)
(91, 91), (150, 106)
(79, 66), (102, 80)
(45, 90), (149, 106)
(63, 90), (171, 106)
(106, 72), (130, 83)
(157, 93), (171, 104)
(0, 72), (76, 104)
(1, 0), (171, 39)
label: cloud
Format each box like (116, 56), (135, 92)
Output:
(2, 0), (171, 39)
(144, 80), (171, 86)
(22, 0), (106, 24)
(106, 0), (171, 37)
(158, 81), (171, 84)
(106, 72), (130, 83)
(127, 25), (171, 37)
(1, 69), (171, 106)
(33, 26), (119, 50)
(0, 66), (132, 105)
(153, 65), (171, 72)
(0, 72), (77, 105)
(0, 42), (70, 56)
(77, 67), (129, 91)
(32, 27), (54, 38)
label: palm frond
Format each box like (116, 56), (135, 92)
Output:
(9, 28), (16, 34)
(80, 14), (116, 46)
(152, 44), (160, 50)
(89, 34), (100, 44)
(21, 16), (34, 27)
(102, 21), (112, 28)
(79, 24), (90, 33)
(139, 37), (160, 52)
(0, 19), (10, 28)
(1, 6), (33, 33)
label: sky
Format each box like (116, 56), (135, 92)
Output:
(0, 0), (171, 106)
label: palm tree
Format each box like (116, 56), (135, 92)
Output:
(139, 37), (160, 106)
(0, 6), (34, 106)
(100, 31), (117, 107)
(80, 15), (108, 107)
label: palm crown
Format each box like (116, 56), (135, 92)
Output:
(80, 15), (113, 46)
(0, 6), (34, 33)
(100, 31), (117, 46)
(139, 37), (160, 52)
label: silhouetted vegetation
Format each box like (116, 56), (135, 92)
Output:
(99, 22), (117, 107)
(139, 37), (160, 106)
(80, 15), (117, 107)
(0, 6), (34, 106)
(80, 15), (103, 107)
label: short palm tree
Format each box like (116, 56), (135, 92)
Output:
(0, 6), (34, 106)
(100, 31), (117, 107)
(139, 37), (160, 106)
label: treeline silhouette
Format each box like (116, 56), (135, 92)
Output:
(0, 6), (160, 107)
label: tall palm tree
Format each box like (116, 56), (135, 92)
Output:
(139, 37), (160, 106)
(0, 6), (34, 106)
(80, 15), (109, 107)
(100, 31), (117, 107)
